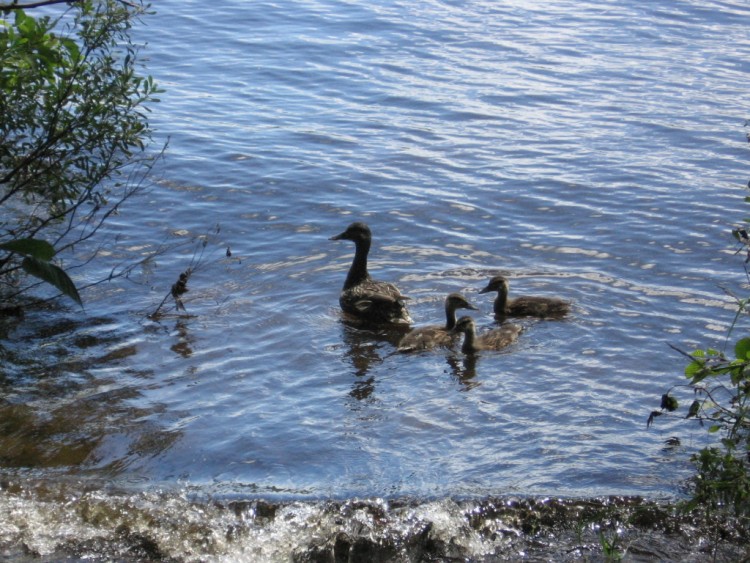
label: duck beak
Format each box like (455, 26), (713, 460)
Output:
(330, 231), (346, 241)
(467, 303), (479, 310)
(478, 284), (491, 294)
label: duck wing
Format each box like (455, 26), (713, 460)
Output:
(340, 281), (411, 325)
(397, 325), (454, 352)
(479, 324), (522, 350)
(508, 296), (570, 318)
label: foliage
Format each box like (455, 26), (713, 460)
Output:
(648, 184), (750, 534)
(0, 238), (81, 305)
(0, 0), (161, 305)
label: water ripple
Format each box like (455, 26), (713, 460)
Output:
(3, 0), (750, 509)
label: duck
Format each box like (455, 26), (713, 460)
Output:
(330, 222), (411, 326)
(397, 293), (478, 352)
(451, 315), (522, 354)
(479, 275), (570, 319)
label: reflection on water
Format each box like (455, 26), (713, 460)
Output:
(2, 0), (750, 556)
(446, 353), (480, 389)
(338, 321), (403, 402)
(170, 318), (196, 358)
(340, 318), (490, 399)
(0, 312), (181, 474)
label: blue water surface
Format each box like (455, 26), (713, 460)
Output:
(4, 0), (750, 503)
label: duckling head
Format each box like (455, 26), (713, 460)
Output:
(446, 293), (478, 310)
(479, 275), (509, 295)
(452, 315), (476, 334)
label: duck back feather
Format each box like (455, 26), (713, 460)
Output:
(452, 316), (521, 354)
(397, 293), (477, 352)
(479, 275), (570, 319)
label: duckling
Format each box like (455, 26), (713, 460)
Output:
(330, 222), (411, 326)
(479, 275), (570, 319)
(451, 315), (521, 354)
(397, 293), (478, 352)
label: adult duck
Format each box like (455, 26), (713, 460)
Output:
(397, 293), (477, 352)
(330, 222), (411, 326)
(451, 316), (522, 354)
(479, 275), (570, 319)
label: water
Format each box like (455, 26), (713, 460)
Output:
(2, 0), (750, 559)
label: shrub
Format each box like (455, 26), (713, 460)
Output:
(649, 186), (750, 535)
(0, 0), (161, 305)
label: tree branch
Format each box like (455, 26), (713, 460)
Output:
(1, 0), (83, 9)
(0, 0), (139, 10)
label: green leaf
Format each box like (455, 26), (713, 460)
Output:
(708, 425), (721, 434)
(60, 37), (80, 63)
(661, 394), (679, 412)
(687, 400), (701, 418)
(21, 256), (82, 306)
(0, 238), (56, 261)
(734, 337), (750, 360)
(15, 11), (35, 36)
(685, 360), (705, 378)
(730, 365), (746, 386)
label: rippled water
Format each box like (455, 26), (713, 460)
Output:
(2, 0), (750, 559)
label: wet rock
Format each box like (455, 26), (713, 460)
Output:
(115, 524), (169, 561)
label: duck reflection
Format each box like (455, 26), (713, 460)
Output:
(339, 322), (404, 401)
(170, 318), (195, 358)
(445, 353), (481, 391)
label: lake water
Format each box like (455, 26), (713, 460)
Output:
(2, 0), (750, 560)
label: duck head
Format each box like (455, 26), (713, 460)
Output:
(451, 315), (476, 334)
(446, 293), (478, 311)
(479, 275), (509, 295)
(330, 222), (372, 243)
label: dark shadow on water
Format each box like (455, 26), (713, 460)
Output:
(0, 310), (182, 474)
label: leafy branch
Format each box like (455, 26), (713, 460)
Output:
(1, 1), (162, 306)
(648, 175), (750, 541)
(0, 0), (138, 11)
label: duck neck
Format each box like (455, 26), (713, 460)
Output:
(461, 327), (479, 354)
(343, 238), (371, 289)
(494, 287), (509, 316)
(444, 303), (458, 330)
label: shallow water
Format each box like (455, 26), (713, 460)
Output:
(2, 0), (750, 559)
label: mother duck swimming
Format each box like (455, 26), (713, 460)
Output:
(330, 222), (412, 326)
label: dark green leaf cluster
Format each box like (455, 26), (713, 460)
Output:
(0, 1), (160, 304)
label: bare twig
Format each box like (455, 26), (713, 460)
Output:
(148, 233), (219, 319)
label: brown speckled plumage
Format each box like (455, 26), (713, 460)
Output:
(451, 316), (521, 354)
(479, 275), (570, 319)
(397, 293), (477, 352)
